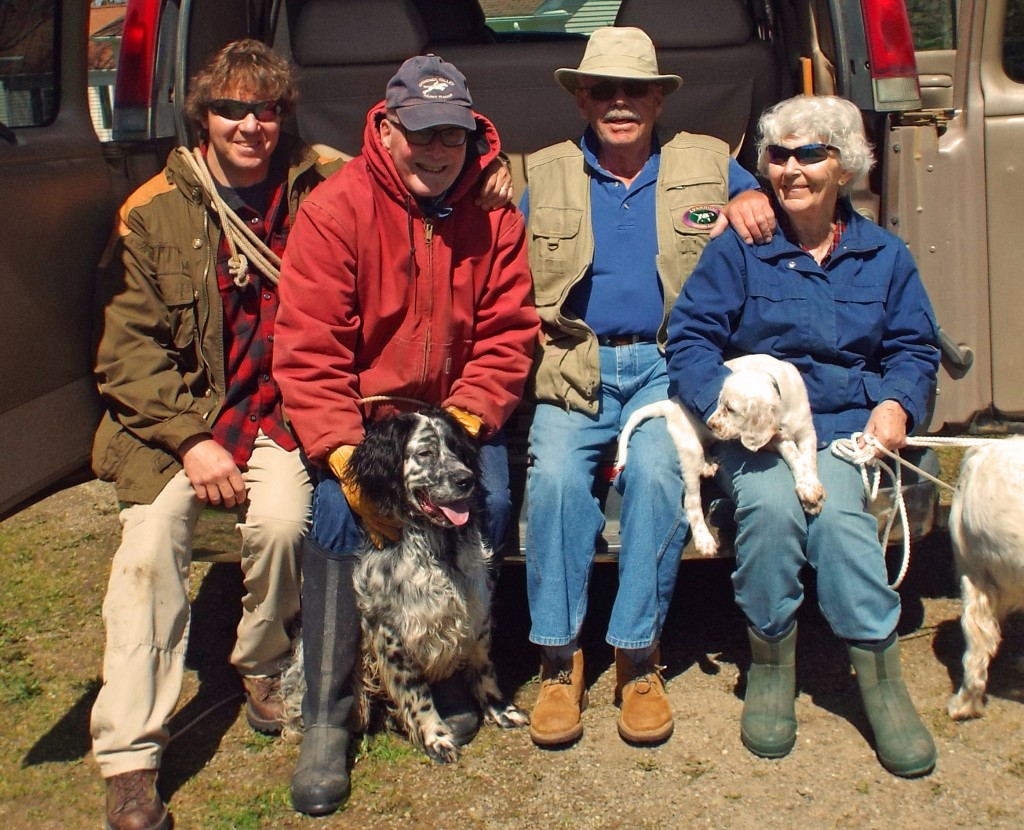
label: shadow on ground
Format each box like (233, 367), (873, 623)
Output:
(22, 678), (101, 767)
(160, 562), (246, 800)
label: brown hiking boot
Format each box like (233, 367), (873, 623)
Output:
(615, 647), (674, 744)
(242, 674), (284, 735)
(104, 769), (170, 830)
(529, 650), (587, 746)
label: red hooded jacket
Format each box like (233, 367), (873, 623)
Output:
(274, 102), (539, 465)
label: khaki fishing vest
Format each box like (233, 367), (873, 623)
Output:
(526, 128), (731, 413)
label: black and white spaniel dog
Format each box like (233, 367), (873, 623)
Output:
(283, 408), (528, 762)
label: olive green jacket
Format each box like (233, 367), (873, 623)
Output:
(525, 128), (730, 414)
(91, 135), (345, 504)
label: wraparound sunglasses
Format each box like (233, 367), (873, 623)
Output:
(578, 79), (654, 101)
(207, 99), (283, 122)
(765, 143), (837, 165)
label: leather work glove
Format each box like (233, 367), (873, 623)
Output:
(445, 405), (483, 438)
(328, 445), (402, 549)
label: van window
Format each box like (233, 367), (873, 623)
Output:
(0, 0), (57, 128)
(1005, 0), (1024, 82)
(89, 1), (123, 140)
(482, 0), (622, 35)
(905, 0), (958, 50)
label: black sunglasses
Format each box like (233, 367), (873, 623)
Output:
(578, 79), (655, 101)
(388, 119), (470, 147)
(765, 143), (837, 165)
(207, 99), (283, 122)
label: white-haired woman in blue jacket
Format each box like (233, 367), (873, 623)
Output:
(666, 94), (940, 778)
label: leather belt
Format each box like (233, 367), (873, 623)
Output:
(596, 334), (655, 347)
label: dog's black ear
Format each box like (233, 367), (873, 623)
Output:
(348, 414), (415, 513)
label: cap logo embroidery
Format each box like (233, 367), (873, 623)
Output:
(419, 76), (456, 100)
(682, 205), (721, 228)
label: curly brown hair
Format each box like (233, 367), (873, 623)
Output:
(184, 39), (298, 136)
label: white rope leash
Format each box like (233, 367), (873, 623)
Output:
(175, 147), (282, 287)
(830, 434), (1003, 588)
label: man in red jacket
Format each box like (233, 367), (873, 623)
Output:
(273, 54), (539, 816)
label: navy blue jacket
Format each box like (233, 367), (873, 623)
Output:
(666, 203), (940, 446)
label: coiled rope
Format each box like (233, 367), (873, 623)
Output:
(175, 147), (281, 287)
(830, 434), (1003, 588)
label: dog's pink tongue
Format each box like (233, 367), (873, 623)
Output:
(440, 502), (470, 526)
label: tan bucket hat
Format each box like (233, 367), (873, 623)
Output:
(555, 27), (682, 94)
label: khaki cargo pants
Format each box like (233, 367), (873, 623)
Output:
(90, 433), (310, 777)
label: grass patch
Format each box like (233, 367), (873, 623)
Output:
(358, 730), (419, 764)
(243, 731), (276, 753)
(0, 665), (42, 704)
(197, 786), (291, 830)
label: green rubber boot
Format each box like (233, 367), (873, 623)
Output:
(741, 623), (797, 758)
(847, 635), (937, 778)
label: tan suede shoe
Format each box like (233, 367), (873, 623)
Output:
(615, 647), (674, 744)
(529, 650), (587, 746)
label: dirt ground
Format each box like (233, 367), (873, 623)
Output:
(3, 478), (1024, 829)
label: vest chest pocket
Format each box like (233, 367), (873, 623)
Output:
(664, 180), (725, 279)
(529, 206), (584, 305)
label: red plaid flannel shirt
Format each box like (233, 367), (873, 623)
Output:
(211, 169), (297, 467)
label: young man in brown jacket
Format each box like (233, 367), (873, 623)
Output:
(89, 40), (343, 830)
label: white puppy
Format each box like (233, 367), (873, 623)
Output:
(948, 436), (1024, 720)
(616, 354), (825, 557)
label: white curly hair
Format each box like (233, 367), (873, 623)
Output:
(755, 95), (874, 196)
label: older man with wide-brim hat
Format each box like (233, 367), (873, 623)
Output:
(519, 26), (773, 750)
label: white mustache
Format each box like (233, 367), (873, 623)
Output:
(602, 109), (640, 123)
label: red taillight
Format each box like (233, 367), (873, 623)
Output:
(113, 0), (160, 109)
(860, 0), (921, 110)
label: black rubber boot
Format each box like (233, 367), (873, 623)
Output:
(290, 540), (360, 816)
(741, 623), (798, 758)
(847, 634), (937, 778)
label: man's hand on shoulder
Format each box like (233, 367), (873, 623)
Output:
(712, 189), (776, 244)
(180, 436), (247, 509)
(476, 154), (514, 211)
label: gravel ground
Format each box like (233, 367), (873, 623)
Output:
(3, 479), (1024, 829)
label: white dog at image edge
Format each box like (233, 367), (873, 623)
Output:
(948, 436), (1024, 719)
(616, 354), (824, 557)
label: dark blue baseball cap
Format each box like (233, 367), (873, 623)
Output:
(385, 54), (476, 132)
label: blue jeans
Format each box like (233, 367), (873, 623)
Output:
(525, 343), (687, 649)
(310, 431), (512, 556)
(715, 442), (900, 641)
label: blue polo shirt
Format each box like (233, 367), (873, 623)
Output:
(521, 129), (758, 339)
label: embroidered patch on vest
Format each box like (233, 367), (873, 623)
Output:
(682, 205), (721, 228)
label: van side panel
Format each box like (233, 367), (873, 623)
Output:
(979, 0), (1024, 417)
(882, 116), (992, 431)
(0, 2), (111, 515)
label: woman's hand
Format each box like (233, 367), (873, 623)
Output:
(861, 400), (909, 457)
